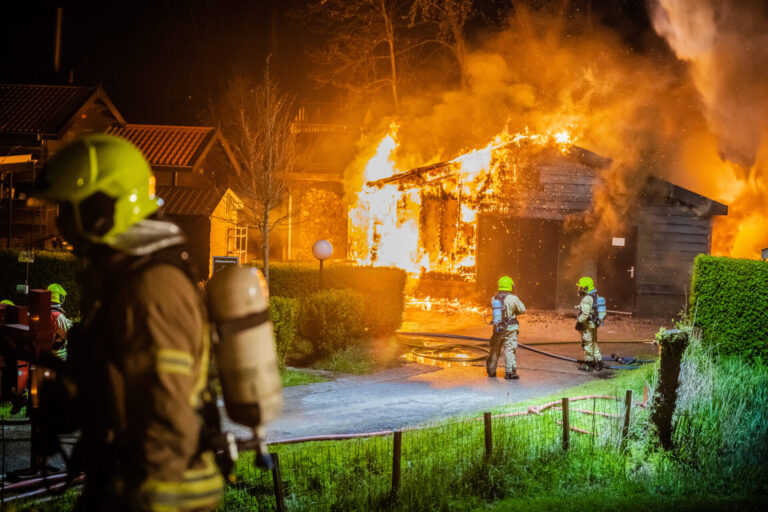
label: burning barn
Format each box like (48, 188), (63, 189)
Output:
(354, 131), (727, 317)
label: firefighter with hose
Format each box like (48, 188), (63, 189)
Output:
(32, 135), (224, 511)
(575, 276), (604, 371)
(486, 276), (526, 380)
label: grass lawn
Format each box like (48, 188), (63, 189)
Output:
(487, 491), (768, 512)
(280, 367), (329, 387)
(311, 335), (403, 374)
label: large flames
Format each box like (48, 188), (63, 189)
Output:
(347, 125), (574, 276)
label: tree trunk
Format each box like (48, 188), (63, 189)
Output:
(649, 328), (690, 450)
(381, 0), (400, 113)
(263, 208), (270, 286)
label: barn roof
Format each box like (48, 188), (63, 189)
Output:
(0, 83), (124, 137)
(371, 143), (727, 218)
(157, 186), (242, 216)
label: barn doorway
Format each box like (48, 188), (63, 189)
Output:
(477, 215), (561, 309)
(597, 227), (637, 312)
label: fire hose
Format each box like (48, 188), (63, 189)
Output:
(399, 331), (650, 369)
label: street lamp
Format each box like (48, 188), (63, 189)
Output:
(312, 239), (333, 289)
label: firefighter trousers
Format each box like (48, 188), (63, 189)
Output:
(487, 330), (518, 374)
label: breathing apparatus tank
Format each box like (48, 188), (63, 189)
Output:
(491, 297), (504, 332)
(206, 266), (283, 445)
(595, 295), (607, 325)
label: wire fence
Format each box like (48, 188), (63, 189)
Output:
(2, 391), (646, 510)
(222, 391), (646, 512)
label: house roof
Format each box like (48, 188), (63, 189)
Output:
(0, 83), (124, 136)
(107, 124), (216, 168)
(645, 176), (728, 216)
(157, 186), (242, 216)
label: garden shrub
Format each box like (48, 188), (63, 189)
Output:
(0, 249), (83, 318)
(253, 262), (406, 336)
(269, 296), (300, 368)
(299, 289), (365, 355)
(690, 254), (768, 360)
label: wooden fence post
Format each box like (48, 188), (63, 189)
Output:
(391, 430), (402, 497)
(562, 398), (570, 451)
(271, 453), (286, 512)
(484, 412), (493, 458)
(622, 389), (633, 445)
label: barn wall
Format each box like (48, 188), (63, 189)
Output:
(634, 202), (712, 316)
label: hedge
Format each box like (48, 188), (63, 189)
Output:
(0, 249), (83, 318)
(299, 289), (366, 356)
(254, 262), (407, 336)
(690, 254), (768, 360)
(269, 296), (300, 368)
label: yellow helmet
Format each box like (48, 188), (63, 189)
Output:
(498, 275), (514, 292)
(577, 276), (595, 293)
(33, 134), (159, 246)
(47, 283), (67, 304)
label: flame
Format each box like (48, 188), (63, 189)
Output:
(348, 126), (575, 276)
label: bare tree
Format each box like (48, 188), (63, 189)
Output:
(214, 62), (295, 284)
(409, 0), (474, 87)
(302, 0), (415, 113)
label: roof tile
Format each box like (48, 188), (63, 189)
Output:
(156, 185), (221, 216)
(108, 124), (214, 168)
(0, 84), (96, 135)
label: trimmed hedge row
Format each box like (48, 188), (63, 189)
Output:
(269, 290), (369, 363)
(255, 262), (407, 336)
(269, 297), (300, 368)
(0, 249), (83, 318)
(299, 289), (365, 356)
(690, 254), (768, 360)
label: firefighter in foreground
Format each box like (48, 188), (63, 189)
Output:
(575, 276), (603, 371)
(33, 134), (224, 511)
(486, 276), (526, 379)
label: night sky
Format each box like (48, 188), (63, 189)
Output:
(1, 1), (660, 125)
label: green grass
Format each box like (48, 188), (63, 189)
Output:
(311, 336), (403, 374)
(488, 492), (768, 512)
(280, 367), (329, 387)
(13, 332), (768, 511)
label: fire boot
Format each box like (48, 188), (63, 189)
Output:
(504, 371), (519, 380)
(595, 361), (604, 372)
(577, 363), (593, 372)
(487, 370), (497, 378)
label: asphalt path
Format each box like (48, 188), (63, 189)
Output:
(250, 340), (658, 443)
(1, 340), (657, 477)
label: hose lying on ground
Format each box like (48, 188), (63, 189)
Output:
(398, 331), (649, 370)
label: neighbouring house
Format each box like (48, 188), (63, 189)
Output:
(0, 83), (124, 247)
(368, 144), (727, 317)
(155, 186), (245, 278)
(107, 124), (246, 275)
(266, 102), (365, 262)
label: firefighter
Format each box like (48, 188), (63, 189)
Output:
(32, 134), (223, 511)
(486, 276), (526, 379)
(575, 276), (603, 371)
(47, 283), (72, 359)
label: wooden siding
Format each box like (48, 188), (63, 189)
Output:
(634, 203), (711, 316)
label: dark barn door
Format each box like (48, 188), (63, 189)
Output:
(477, 215), (560, 309)
(597, 228), (637, 312)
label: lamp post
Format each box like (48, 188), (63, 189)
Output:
(312, 239), (333, 289)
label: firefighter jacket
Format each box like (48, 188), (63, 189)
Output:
(577, 293), (596, 329)
(71, 226), (223, 511)
(500, 294), (526, 332)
